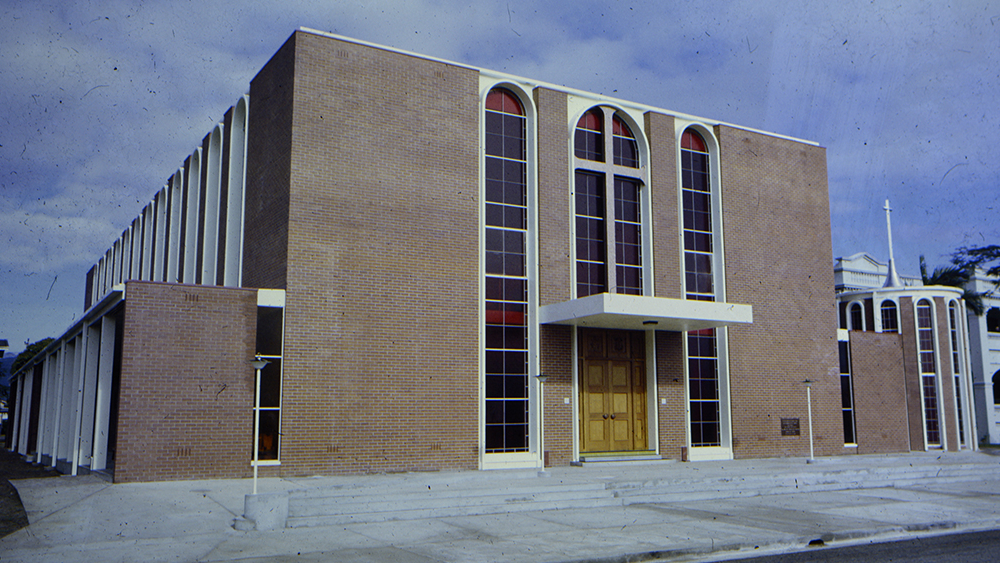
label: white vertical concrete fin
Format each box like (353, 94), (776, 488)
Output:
(91, 316), (116, 472)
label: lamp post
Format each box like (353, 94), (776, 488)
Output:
(250, 357), (270, 494)
(803, 379), (815, 464)
(535, 374), (549, 477)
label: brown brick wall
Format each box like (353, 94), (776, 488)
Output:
(849, 331), (909, 454)
(115, 281), (256, 482)
(277, 31), (481, 475)
(899, 296), (925, 449)
(716, 125), (843, 458)
(934, 297), (959, 451)
(540, 325), (573, 466)
(535, 88), (571, 307)
(645, 112), (681, 300)
(655, 331), (686, 459)
(244, 34), (294, 290)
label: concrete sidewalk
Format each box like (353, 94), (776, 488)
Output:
(3, 451), (1000, 562)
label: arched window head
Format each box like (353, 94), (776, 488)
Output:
(881, 300), (899, 333)
(850, 302), (864, 331)
(682, 130), (708, 152)
(575, 109), (604, 161)
(485, 88), (524, 115)
(612, 115), (638, 168)
(988, 307), (1000, 333)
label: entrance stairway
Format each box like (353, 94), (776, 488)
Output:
(282, 452), (999, 529)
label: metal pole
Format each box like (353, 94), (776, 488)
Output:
(253, 364), (261, 494)
(536, 374), (548, 477)
(806, 383), (815, 464)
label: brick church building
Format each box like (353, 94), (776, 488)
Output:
(6, 29), (976, 483)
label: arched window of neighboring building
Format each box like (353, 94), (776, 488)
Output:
(916, 299), (941, 446)
(993, 370), (1000, 405)
(484, 86), (530, 454)
(948, 301), (965, 446)
(850, 302), (864, 331)
(881, 300), (899, 333)
(988, 307), (1000, 333)
(574, 107), (646, 297)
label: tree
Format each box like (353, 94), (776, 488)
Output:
(10, 338), (54, 376)
(920, 255), (985, 315)
(952, 245), (1000, 286)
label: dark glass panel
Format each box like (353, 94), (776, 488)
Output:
(505, 399), (527, 423)
(485, 425), (503, 450)
(485, 400), (504, 423)
(505, 423), (528, 450)
(259, 359), (282, 408)
(257, 410), (280, 460)
(485, 250), (504, 275)
(486, 375), (504, 398)
(485, 325), (504, 349)
(504, 205), (526, 229)
(485, 157), (503, 181)
(843, 412), (856, 444)
(505, 326), (526, 349)
(256, 306), (283, 356)
(841, 375), (853, 407)
(839, 341), (850, 374)
(485, 351), (504, 374)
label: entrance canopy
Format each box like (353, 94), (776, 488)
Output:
(539, 293), (752, 332)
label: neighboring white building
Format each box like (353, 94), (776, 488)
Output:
(834, 247), (1000, 446)
(966, 271), (1000, 444)
(834, 252), (922, 294)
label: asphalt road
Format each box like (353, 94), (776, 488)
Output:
(724, 529), (1000, 563)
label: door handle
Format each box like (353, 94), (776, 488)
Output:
(610, 414), (616, 419)
(603, 414), (609, 419)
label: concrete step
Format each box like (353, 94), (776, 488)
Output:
(282, 458), (1000, 529)
(288, 482), (611, 519)
(287, 495), (623, 528)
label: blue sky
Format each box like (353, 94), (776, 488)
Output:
(1, 0), (998, 355)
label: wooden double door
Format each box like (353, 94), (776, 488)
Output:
(579, 328), (648, 453)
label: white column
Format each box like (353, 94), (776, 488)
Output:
(167, 171), (184, 283)
(225, 96), (249, 287)
(10, 374), (24, 453)
(35, 356), (52, 463)
(71, 331), (89, 474)
(183, 150), (202, 284)
(77, 325), (101, 469)
(130, 217), (142, 281)
(49, 345), (66, 467)
(58, 339), (77, 463)
(17, 369), (34, 456)
(153, 189), (167, 282)
(91, 315), (116, 472)
(202, 125), (223, 285)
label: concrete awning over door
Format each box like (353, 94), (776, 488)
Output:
(538, 293), (752, 332)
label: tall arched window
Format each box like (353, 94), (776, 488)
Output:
(948, 301), (965, 446)
(880, 300), (898, 333)
(916, 299), (940, 446)
(849, 302), (864, 331)
(574, 107), (645, 297)
(681, 128), (722, 448)
(681, 130), (713, 301)
(484, 87), (529, 453)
